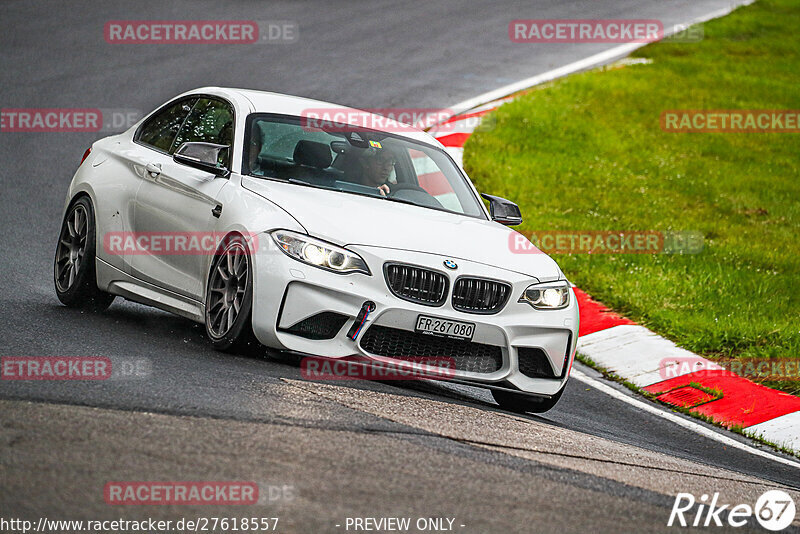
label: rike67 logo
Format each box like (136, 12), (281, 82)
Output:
(669, 490), (796, 531)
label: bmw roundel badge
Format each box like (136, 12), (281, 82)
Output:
(443, 259), (458, 270)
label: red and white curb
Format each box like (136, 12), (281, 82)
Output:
(574, 291), (800, 455)
(426, 2), (798, 457)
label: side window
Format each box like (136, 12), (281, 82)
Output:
(136, 98), (197, 153)
(171, 98), (234, 167)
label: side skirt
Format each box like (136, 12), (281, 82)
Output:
(95, 259), (205, 323)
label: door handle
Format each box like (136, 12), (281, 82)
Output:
(145, 162), (162, 177)
(212, 204), (223, 218)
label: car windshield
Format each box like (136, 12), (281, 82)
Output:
(242, 114), (486, 218)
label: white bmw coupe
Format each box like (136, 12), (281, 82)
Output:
(54, 87), (579, 412)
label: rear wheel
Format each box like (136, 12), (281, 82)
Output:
(492, 387), (564, 414)
(205, 236), (258, 353)
(54, 197), (115, 312)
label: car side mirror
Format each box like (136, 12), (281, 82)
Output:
(481, 193), (523, 226)
(173, 142), (230, 177)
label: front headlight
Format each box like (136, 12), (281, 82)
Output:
(271, 230), (370, 275)
(519, 280), (570, 310)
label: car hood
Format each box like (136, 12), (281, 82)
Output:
(242, 177), (562, 280)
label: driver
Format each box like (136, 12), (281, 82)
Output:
(353, 148), (396, 196)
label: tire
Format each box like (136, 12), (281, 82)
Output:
(204, 235), (259, 353)
(492, 387), (564, 414)
(54, 196), (115, 312)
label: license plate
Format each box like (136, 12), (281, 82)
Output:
(415, 315), (475, 341)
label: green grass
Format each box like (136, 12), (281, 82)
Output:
(465, 0), (800, 395)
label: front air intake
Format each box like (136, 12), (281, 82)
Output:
(283, 311), (349, 340)
(517, 347), (556, 379)
(360, 325), (503, 373)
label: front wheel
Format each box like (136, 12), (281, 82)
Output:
(492, 387), (564, 414)
(54, 197), (115, 312)
(205, 236), (258, 353)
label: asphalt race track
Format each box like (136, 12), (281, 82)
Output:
(1, 1), (798, 532)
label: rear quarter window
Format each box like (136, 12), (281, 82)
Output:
(136, 98), (197, 153)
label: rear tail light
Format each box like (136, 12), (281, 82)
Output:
(80, 147), (92, 165)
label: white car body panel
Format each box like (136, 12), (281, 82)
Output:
(240, 177), (563, 280)
(62, 87), (579, 398)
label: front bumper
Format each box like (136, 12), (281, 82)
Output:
(251, 236), (579, 396)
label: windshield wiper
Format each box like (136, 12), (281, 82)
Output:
(286, 178), (340, 191)
(381, 196), (419, 207)
(283, 178), (420, 207)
